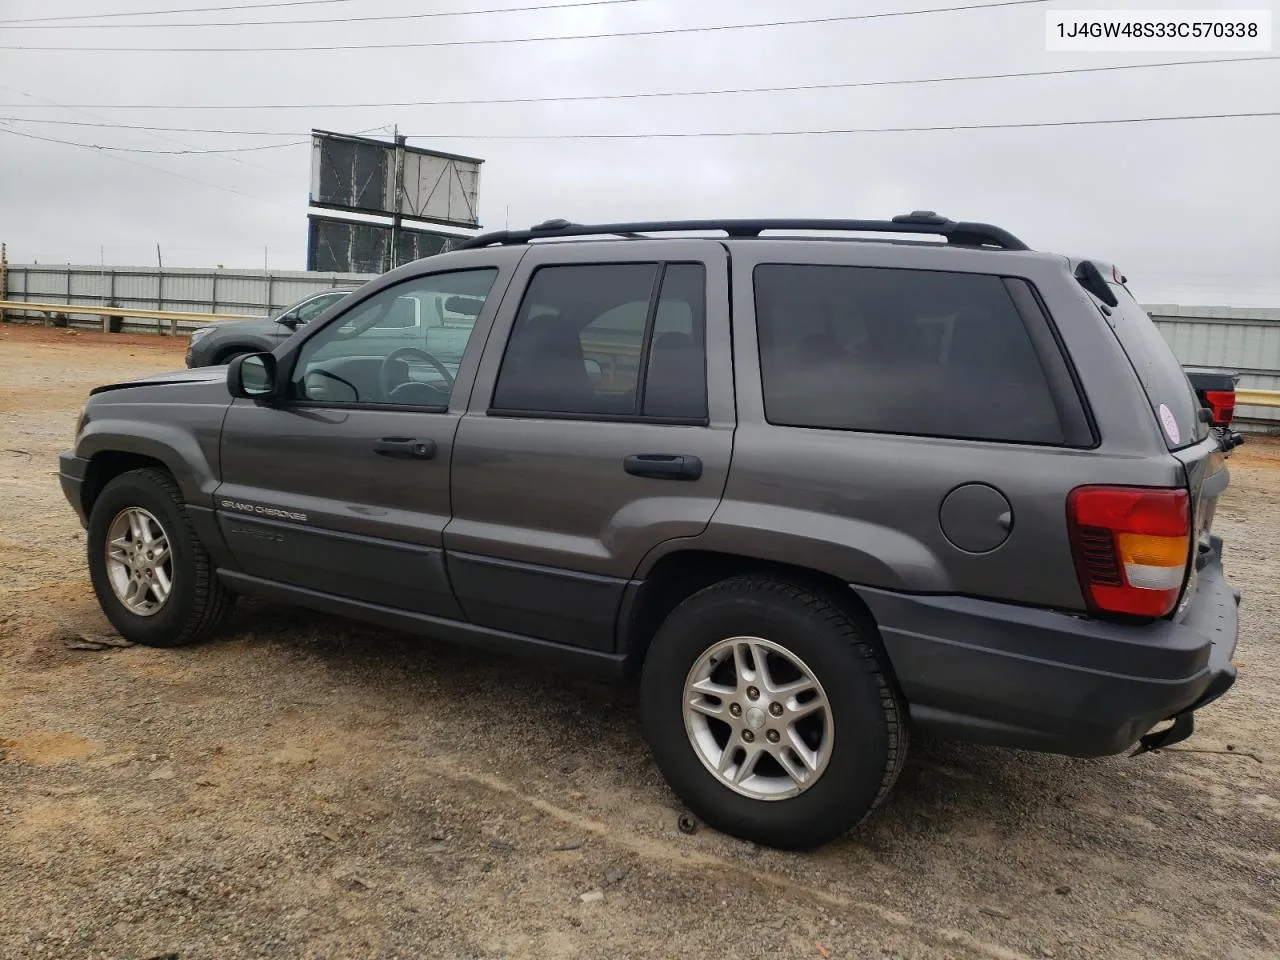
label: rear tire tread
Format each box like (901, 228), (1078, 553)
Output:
(641, 574), (908, 848)
(695, 576), (907, 819)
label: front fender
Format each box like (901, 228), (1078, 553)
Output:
(77, 414), (224, 508)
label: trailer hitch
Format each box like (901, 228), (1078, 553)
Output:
(1130, 711), (1195, 757)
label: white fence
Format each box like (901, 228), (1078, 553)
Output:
(2, 263), (374, 334)
(1149, 305), (1280, 426)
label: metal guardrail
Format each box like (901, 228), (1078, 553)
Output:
(0, 299), (254, 333)
(1235, 389), (1280, 409)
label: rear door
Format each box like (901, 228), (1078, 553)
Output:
(444, 240), (735, 652)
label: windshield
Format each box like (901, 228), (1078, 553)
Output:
(1105, 282), (1208, 450)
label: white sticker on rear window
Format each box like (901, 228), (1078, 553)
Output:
(1159, 403), (1181, 445)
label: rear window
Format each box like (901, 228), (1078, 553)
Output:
(1105, 283), (1207, 450)
(753, 264), (1066, 444)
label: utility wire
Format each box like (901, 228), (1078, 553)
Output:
(0, 83), (296, 179)
(0, 0), (645, 29)
(422, 112), (1280, 140)
(0, 56), (1272, 114)
(3, 110), (1276, 154)
(0, 126), (310, 154)
(0, 118), (397, 135)
(0, 0), (1053, 52)
(0, 0), (350, 26)
(0, 122), (286, 206)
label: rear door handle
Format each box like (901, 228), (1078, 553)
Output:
(374, 437), (436, 460)
(623, 454), (703, 481)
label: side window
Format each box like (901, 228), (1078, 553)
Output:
(375, 296), (419, 330)
(491, 262), (707, 420)
(644, 263), (706, 418)
(1105, 283), (1207, 450)
(754, 264), (1065, 444)
(294, 292), (344, 324)
(292, 268), (497, 408)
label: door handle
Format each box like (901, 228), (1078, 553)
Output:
(623, 454), (703, 481)
(373, 437), (437, 460)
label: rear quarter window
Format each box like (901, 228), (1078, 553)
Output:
(1105, 284), (1208, 450)
(753, 264), (1069, 445)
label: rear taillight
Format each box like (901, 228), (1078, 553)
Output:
(1202, 389), (1235, 427)
(1067, 486), (1190, 618)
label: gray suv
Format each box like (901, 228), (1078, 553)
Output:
(59, 214), (1239, 849)
(185, 288), (355, 367)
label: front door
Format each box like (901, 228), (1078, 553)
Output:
(215, 264), (506, 617)
(445, 241), (735, 651)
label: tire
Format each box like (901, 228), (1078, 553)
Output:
(215, 350), (250, 366)
(640, 576), (907, 850)
(87, 467), (234, 647)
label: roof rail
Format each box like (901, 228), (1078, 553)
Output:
(453, 212), (1030, 251)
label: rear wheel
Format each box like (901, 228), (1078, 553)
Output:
(641, 576), (906, 849)
(87, 467), (234, 647)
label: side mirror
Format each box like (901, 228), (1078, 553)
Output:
(275, 311), (301, 329)
(227, 353), (280, 401)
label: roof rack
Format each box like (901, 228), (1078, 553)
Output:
(453, 212), (1030, 252)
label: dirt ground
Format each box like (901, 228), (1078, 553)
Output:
(1, 322), (1277, 960)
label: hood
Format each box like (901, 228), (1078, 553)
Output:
(89, 366), (228, 396)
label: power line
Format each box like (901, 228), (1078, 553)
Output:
(430, 111), (1280, 140)
(0, 0), (1053, 52)
(0, 122), (286, 206)
(0, 0), (645, 29)
(0, 126), (309, 154)
(0, 83), (296, 179)
(3, 110), (1276, 154)
(0, 0), (350, 26)
(0, 118), (353, 135)
(0, 56), (1272, 114)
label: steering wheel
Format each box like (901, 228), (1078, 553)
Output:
(378, 347), (454, 403)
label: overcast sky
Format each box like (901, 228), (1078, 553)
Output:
(0, 0), (1276, 305)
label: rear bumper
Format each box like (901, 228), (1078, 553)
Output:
(59, 451), (91, 526)
(858, 538), (1239, 757)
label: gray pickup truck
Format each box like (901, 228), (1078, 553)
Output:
(59, 215), (1240, 849)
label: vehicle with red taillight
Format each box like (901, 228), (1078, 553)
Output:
(60, 213), (1239, 850)
(1186, 368), (1246, 453)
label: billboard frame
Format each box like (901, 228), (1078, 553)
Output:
(309, 129), (484, 230)
(305, 213), (470, 274)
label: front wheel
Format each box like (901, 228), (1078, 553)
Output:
(641, 576), (907, 849)
(87, 467), (234, 647)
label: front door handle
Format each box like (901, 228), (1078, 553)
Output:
(623, 454), (703, 481)
(374, 437), (436, 460)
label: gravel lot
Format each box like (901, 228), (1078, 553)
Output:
(1, 323), (1278, 960)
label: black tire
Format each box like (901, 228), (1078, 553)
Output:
(87, 467), (234, 647)
(215, 350), (250, 366)
(640, 576), (907, 850)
